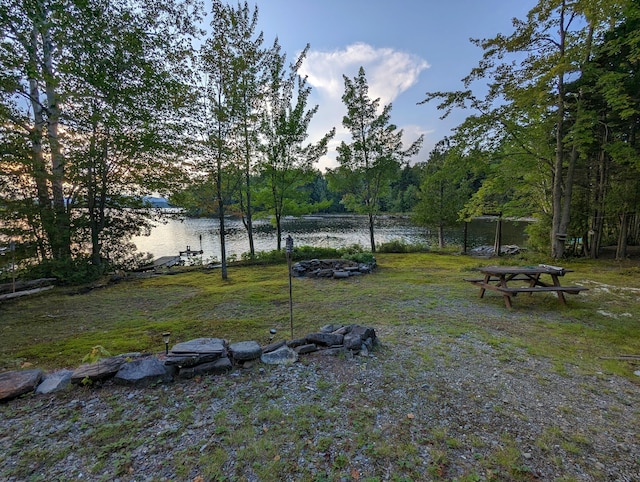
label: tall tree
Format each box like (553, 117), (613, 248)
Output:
(330, 67), (422, 252)
(258, 41), (334, 251)
(414, 141), (480, 248)
(225, 1), (265, 258)
(0, 0), (201, 276)
(422, 0), (631, 258)
(197, 0), (244, 280)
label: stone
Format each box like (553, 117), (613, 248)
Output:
(294, 344), (318, 354)
(71, 356), (126, 385)
(344, 325), (377, 350)
(344, 333), (363, 351)
(331, 326), (350, 335)
(164, 352), (223, 367)
(350, 325), (377, 342)
(114, 357), (172, 387)
(179, 357), (232, 378)
(170, 338), (226, 355)
(260, 346), (298, 365)
(287, 337), (308, 348)
(262, 340), (286, 354)
(312, 346), (350, 357)
(305, 332), (344, 346)
(228, 341), (262, 361)
(0, 369), (43, 402)
(333, 270), (350, 278)
(36, 370), (73, 394)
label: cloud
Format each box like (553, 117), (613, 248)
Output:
(301, 42), (429, 104)
(298, 43), (431, 170)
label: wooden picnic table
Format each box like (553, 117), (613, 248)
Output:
(465, 265), (588, 308)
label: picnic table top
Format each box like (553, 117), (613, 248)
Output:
(479, 265), (572, 276)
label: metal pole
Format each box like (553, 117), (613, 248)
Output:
(10, 241), (15, 293)
(286, 235), (294, 339)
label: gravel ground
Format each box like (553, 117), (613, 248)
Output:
(1, 321), (639, 482)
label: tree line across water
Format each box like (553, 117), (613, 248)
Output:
(1, 0), (639, 283)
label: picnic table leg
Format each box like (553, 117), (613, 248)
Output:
(551, 275), (567, 304)
(479, 273), (490, 298)
(499, 275), (513, 308)
(528, 273), (541, 296)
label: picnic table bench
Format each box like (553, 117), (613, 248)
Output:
(465, 265), (588, 308)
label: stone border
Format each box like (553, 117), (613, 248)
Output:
(291, 259), (376, 278)
(0, 324), (377, 402)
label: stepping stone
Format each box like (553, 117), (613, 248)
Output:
(0, 369), (43, 402)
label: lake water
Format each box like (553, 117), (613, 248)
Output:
(133, 214), (529, 261)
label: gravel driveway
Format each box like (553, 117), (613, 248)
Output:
(1, 317), (639, 481)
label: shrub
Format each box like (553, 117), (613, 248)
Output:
(25, 256), (105, 285)
(342, 251), (376, 264)
(377, 239), (428, 253)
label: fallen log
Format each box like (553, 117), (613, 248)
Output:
(0, 285), (54, 301)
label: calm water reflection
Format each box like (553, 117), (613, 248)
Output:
(133, 214), (529, 261)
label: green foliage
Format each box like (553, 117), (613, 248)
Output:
(258, 41), (335, 250)
(25, 257), (104, 285)
(329, 66), (423, 251)
(82, 345), (112, 364)
(0, 0), (202, 270)
(342, 251), (376, 264)
(377, 240), (428, 254)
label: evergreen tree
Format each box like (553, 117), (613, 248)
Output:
(330, 67), (422, 252)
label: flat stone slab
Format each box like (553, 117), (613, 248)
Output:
(229, 341), (262, 361)
(36, 370), (73, 394)
(179, 357), (232, 378)
(170, 338), (226, 355)
(164, 352), (223, 367)
(71, 356), (125, 385)
(305, 332), (344, 346)
(0, 369), (43, 402)
(114, 357), (172, 387)
(261, 346), (298, 365)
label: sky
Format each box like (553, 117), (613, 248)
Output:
(215, 1), (537, 170)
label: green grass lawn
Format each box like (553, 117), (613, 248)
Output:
(1, 252), (639, 379)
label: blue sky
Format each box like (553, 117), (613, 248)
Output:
(216, 1), (537, 170)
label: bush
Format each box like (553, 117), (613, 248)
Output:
(377, 239), (428, 253)
(26, 257), (104, 285)
(342, 251), (376, 264)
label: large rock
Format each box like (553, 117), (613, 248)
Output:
(260, 346), (298, 365)
(305, 332), (344, 347)
(36, 370), (73, 394)
(344, 325), (377, 351)
(179, 357), (232, 378)
(71, 356), (125, 385)
(0, 369), (43, 402)
(114, 357), (172, 387)
(164, 352), (223, 367)
(228, 341), (262, 361)
(170, 338), (226, 355)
